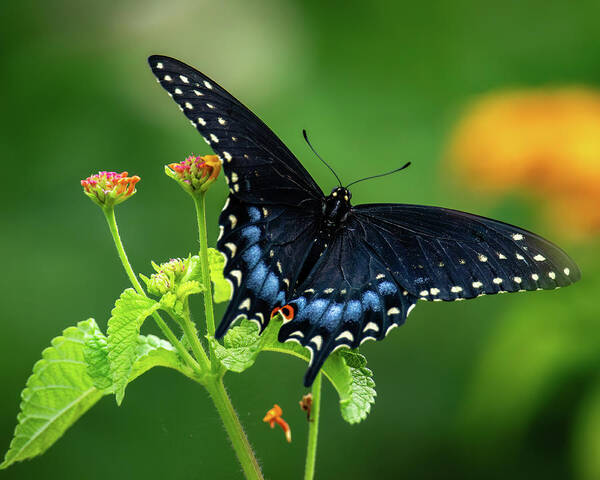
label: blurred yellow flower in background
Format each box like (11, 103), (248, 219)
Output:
(447, 88), (600, 239)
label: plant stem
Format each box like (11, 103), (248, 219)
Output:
(102, 207), (203, 373)
(304, 372), (322, 480)
(205, 378), (264, 480)
(193, 193), (216, 340)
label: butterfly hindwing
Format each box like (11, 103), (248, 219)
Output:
(148, 55), (323, 206)
(216, 195), (321, 337)
(352, 203), (581, 301)
(279, 219), (419, 386)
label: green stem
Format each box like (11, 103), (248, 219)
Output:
(205, 378), (264, 480)
(102, 207), (203, 374)
(304, 372), (322, 480)
(179, 305), (211, 372)
(193, 193), (216, 340)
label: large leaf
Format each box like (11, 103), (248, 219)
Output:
(2, 319), (187, 470)
(1, 319), (106, 469)
(107, 288), (160, 405)
(213, 319), (376, 423)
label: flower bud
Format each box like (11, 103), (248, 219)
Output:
(166, 154), (221, 195)
(81, 171), (140, 209)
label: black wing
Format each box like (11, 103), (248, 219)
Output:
(148, 55), (323, 206)
(148, 55), (325, 338)
(279, 217), (419, 386)
(352, 203), (581, 300)
(216, 195), (321, 336)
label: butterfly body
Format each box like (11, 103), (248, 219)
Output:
(149, 55), (580, 386)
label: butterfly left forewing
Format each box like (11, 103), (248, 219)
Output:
(148, 55), (323, 206)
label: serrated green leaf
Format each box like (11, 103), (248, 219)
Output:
(211, 319), (278, 372)
(2, 320), (188, 470)
(1, 319), (105, 469)
(130, 334), (185, 379)
(335, 349), (376, 423)
(83, 321), (112, 390)
(208, 248), (231, 303)
(107, 288), (160, 405)
(215, 319), (376, 423)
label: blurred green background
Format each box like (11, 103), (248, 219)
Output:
(2, 1), (600, 478)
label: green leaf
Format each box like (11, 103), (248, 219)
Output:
(208, 247), (231, 303)
(130, 334), (186, 380)
(214, 319), (376, 423)
(211, 319), (278, 372)
(107, 288), (160, 405)
(1, 319), (106, 469)
(338, 351), (377, 424)
(2, 320), (188, 470)
(83, 322), (112, 390)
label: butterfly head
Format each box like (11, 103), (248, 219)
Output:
(323, 187), (352, 227)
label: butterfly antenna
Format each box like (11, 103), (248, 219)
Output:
(345, 162), (411, 189)
(303, 129), (342, 187)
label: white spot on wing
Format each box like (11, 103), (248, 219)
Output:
(231, 172), (238, 182)
(210, 133), (219, 143)
(185, 102), (193, 110)
(548, 271), (556, 279)
(516, 253), (525, 260)
(206, 103), (215, 109)
(156, 62), (164, 69)
(164, 75), (172, 81)
(223, 151), (232, 162)
(230, 270), (242, 286)
(218, 117), (227, 125)
(376, 274), (385, 280)
(387, 307), (400, 315)
(564, 267), (570, 275)
(239, 298), (251, 310)
(229, 214), (237, 228)
(493, 278), (503, 284)
(531, 273), (539, 281)
(335, 331), (354, 342)
(513, 276), (522, 284)
(512, 233), (524, 241)
(203, 80), (213, 89)
(324, 288), (334, 294)
(430, 288), (440, 295)
(225, 243), (237, 257)
(478, 254), (488, 262)
(174, 88), (183, 95)
(472, 281), (483, 288)
(534, 254), (546, 261)
(363, 322), (379, 333)
(197, 117), (206, 126)
(407, 304), (416, 316)
(451, 286), (463, 293)
(419, 290), (429, 296)
(311, 335), (323, 350)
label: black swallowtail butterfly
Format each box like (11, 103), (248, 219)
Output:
(149, 55), (580, 386)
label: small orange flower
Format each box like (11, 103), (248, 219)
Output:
(447, 87), (600, 239)
(263, 404), (291, 443)
(166, 154), (221, 194)
(81, 171), (140, 209)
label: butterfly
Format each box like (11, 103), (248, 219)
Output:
(148, 55), (581, 387)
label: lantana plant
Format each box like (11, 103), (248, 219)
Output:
(1, 157), (375, 479)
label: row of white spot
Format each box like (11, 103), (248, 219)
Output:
(418, 267), (571, 299)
